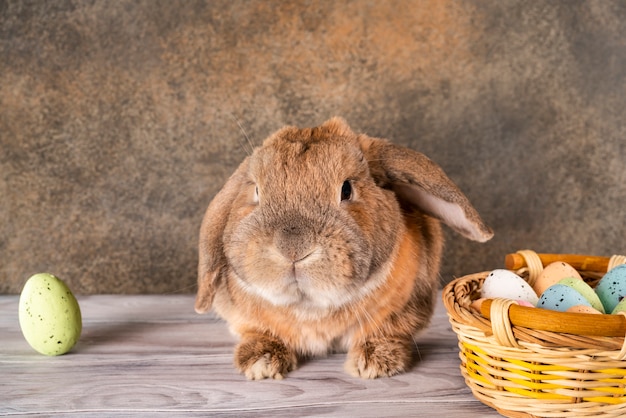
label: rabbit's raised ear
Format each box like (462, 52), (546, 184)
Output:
(360, 137), (493, 242)
(195, 158), (250, 313)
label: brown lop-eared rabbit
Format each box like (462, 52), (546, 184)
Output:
(195, 117), (492, 379)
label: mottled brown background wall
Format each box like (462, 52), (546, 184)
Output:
(2, 0), (625, 294)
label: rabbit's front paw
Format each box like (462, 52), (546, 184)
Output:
(235, 332), (297, 380)
(345, 338), (414, 379)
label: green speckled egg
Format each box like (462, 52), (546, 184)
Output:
(18, 273), (82, 356)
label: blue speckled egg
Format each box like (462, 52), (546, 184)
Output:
(537, 284), (592, 312)
(595, 264), (626, 313)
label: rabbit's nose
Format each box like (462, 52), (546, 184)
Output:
(274, 224), (315, 263)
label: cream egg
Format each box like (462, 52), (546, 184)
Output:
(533, 261), (582, 296)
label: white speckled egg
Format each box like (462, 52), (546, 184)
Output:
(481, 269), (539, 306)
(596, 265), (626, 314)
(18, 273), (82, 356)
(537, 284), (592, 312)
(533, 261), (583, 296)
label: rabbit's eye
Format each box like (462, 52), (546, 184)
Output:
(253, 185), (260, 203)
(340, 180), (352, 201)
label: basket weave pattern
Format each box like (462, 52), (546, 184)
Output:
(442, 252), (626, 418)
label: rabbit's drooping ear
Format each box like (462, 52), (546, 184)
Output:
(360, 137), (493, 242)
(195, 158), (250, 313)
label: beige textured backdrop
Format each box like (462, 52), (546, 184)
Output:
(2, 1), (625, 294)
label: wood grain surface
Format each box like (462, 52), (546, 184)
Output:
(0, 293), (499, 417)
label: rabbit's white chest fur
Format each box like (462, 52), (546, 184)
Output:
(232, 251), (395, 314)
(213, 228), (425, 357)
(215, 257), (395, 349)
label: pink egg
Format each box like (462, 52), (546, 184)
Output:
(533, 262), (582, 295)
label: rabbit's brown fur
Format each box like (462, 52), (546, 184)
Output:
(196, 117), (492, 379)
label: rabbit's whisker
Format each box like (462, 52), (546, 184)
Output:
(229, 113), (255, 156)
(412, 335), (422, 362)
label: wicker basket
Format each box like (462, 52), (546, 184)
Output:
(442, 250), (626, 418)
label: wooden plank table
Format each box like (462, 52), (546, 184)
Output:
(0, 293), (498, 417)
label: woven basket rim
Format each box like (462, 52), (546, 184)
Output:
(442, 270), (626, 351)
